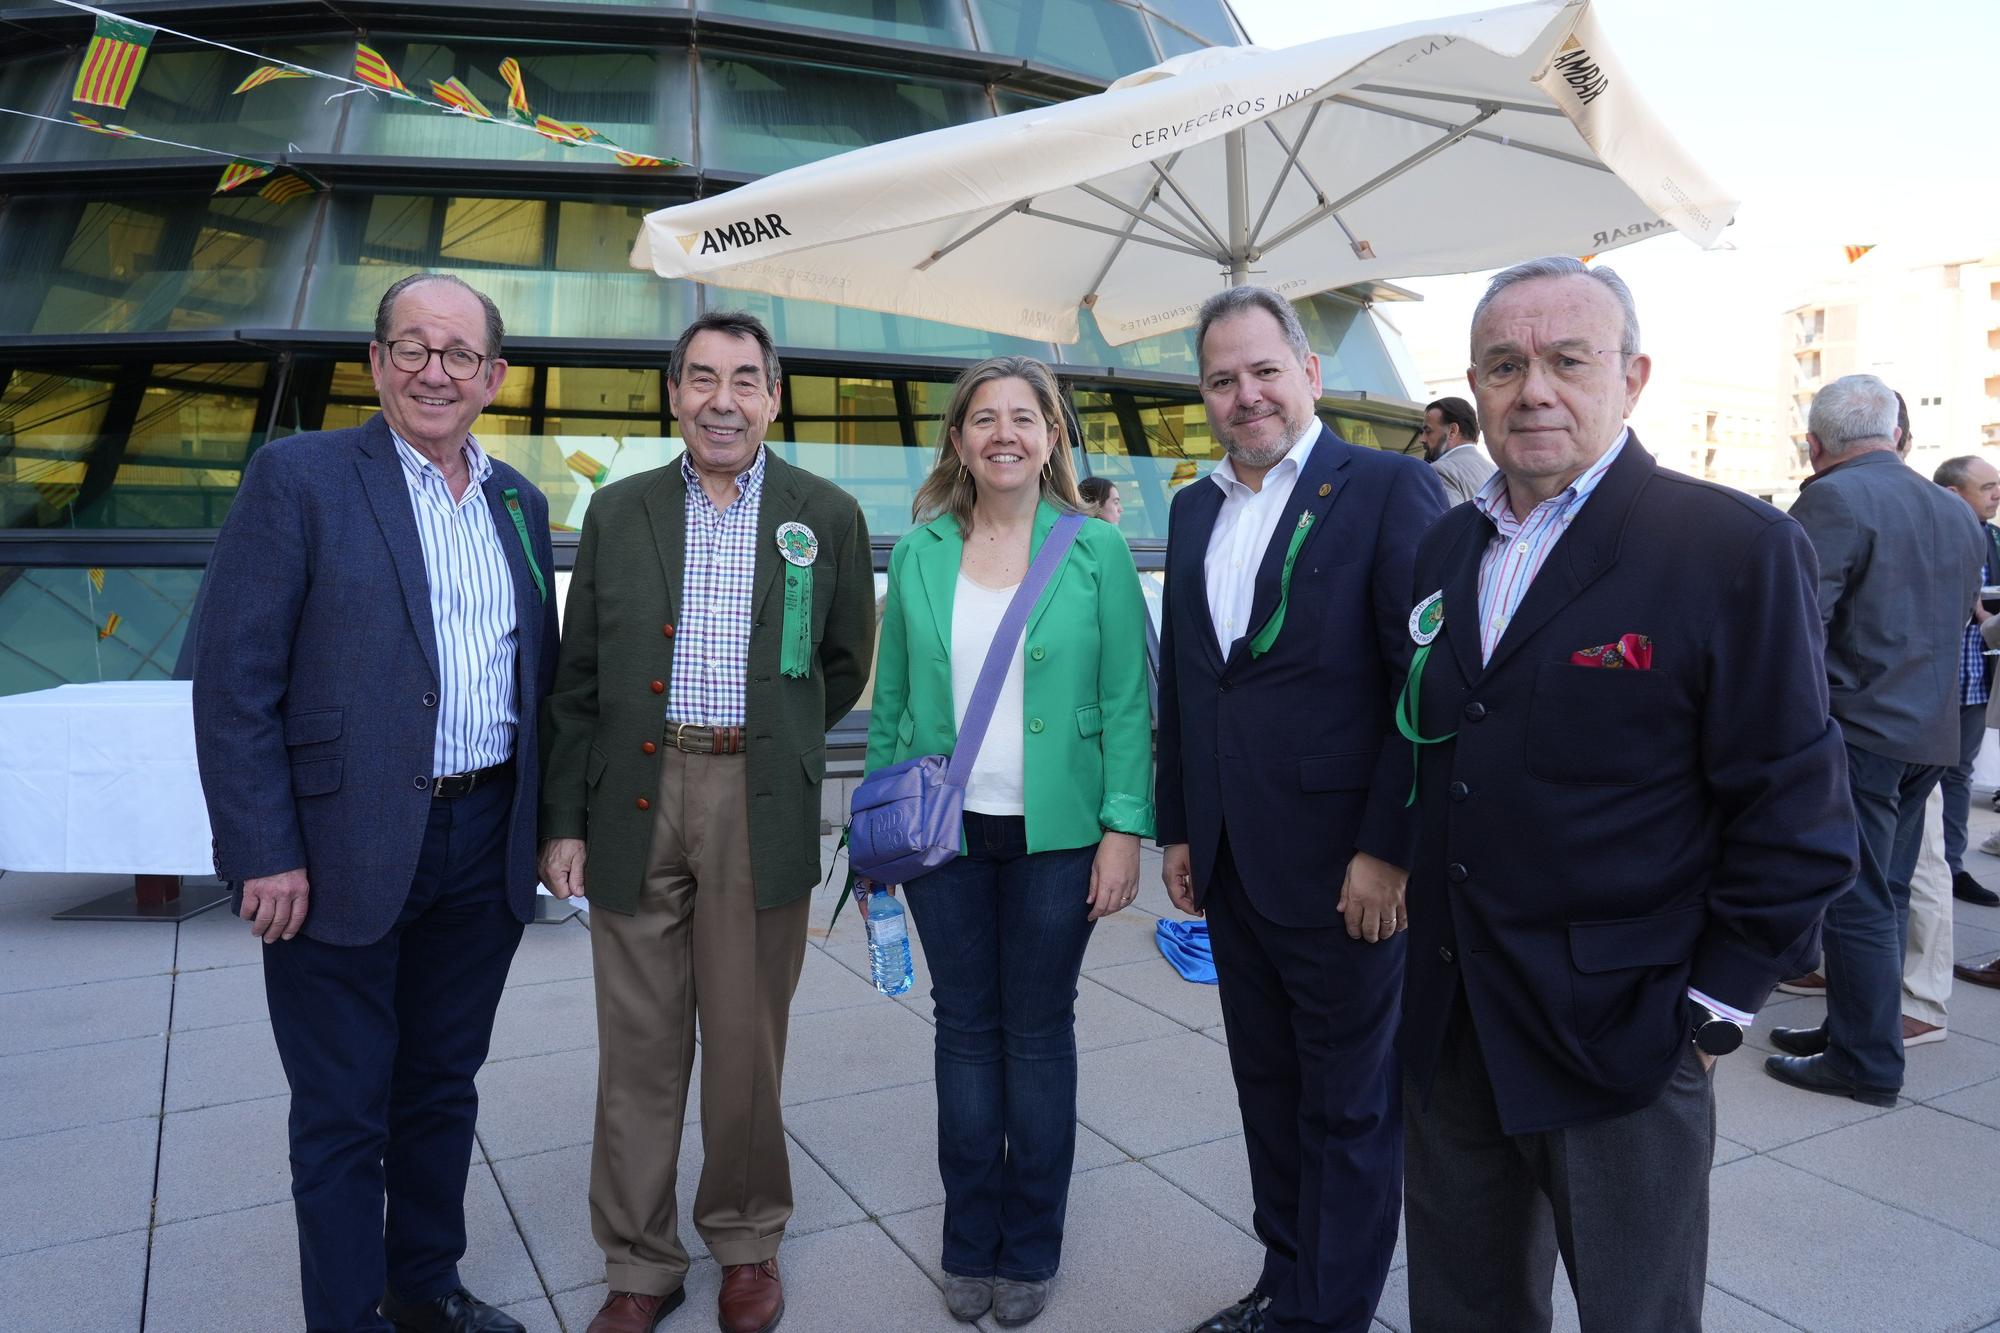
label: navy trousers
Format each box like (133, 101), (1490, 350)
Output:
(262, 774), (524, 1333)
(1205, 835), (1404, 1333)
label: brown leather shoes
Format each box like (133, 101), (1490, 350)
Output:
(1955, 958), (2000, 990)
(719, 1259), (784, 1333)
(586, 1288), (684, 1333)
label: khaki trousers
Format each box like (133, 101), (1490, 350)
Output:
(1903, 784), (1953, 1026)
(588, 748), (810, 1295)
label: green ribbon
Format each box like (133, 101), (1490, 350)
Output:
(1247, 511), (1315, 658)
(1394, 640), (1458, 806)
(780, 562), (813, 678)
(500, 487), (546, 604)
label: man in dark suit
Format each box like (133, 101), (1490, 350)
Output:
(1764, 375), (1985, 1104)
(1397, 257), (1855, 1332)
(1156, 285), (1446, 1333)
(194, 274), (557, 1332)
(538, 311), (874, 1333)
(1931, 454), (2000, 906)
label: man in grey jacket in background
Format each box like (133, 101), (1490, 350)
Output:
(1767, 373), (1986, 1105)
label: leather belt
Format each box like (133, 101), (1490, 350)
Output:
(668, 723), (747, 755)
(432, 762), (512, 799)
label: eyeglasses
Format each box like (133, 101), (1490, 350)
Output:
(382, 340), (488, 381)
(1472, 347), (1627, 389)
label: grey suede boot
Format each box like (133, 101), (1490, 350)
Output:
(944, 1276), (993, 1323)
(992, 1278), (1049, 1327)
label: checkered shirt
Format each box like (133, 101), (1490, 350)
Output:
(1964, 555), (1990, 708)
(669, 447), (766, 727)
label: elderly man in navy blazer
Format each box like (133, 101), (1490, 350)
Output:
(1396, 258), (1855, 1331)
(1156, 285), (1446, 1333)
(193, 273), (557, 1333)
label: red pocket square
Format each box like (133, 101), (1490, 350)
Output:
(1571, 633), (1653, 670)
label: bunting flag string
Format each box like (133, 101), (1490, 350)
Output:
(497, 57), (533, 122)
(68, 111), (132, 137)
(0, 106), (327, 199)
(231, 64), (308, 95)
(72, 13), (152, 110)
(1845, 244), (1875, 264)
(47, 1), (680, 166)
(259, 172), (318, 205)
(214, 157), (274, 193)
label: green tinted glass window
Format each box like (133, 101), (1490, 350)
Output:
(1071, 385), (1210, 539)
(0, 566), (203, 695)
(341, 40), (690, 167)
(1, 362), (268, 531)
(698, 55), (987, 175)
(971, 0), (1158, 81)
(1062, 308), (1201, 379)
(303, 196), (697, 341)
(1145, 14), (1210, 60)
(701, 0), (970, 45)
(1140, 0), (1238, 47)
(1297, 295), (1404, 396)
(707, 286), (1052, 362)
(0, 54), (62, 163)
(24, 45), (344, 164)
(764, 372), (955, 537)
(0, 195), (310, 337)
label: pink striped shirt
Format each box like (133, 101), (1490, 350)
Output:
(1470, 431), (1627, 664)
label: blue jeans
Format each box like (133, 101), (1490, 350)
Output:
(1823, 744), (1941, 1092)
(902, 813), (1097, 1281)
(1941, 702), (1987, 875)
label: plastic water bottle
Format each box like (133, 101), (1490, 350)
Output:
(863, 889), (914, 997)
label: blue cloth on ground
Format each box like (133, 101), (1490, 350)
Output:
(1155, 918), (1218, 985)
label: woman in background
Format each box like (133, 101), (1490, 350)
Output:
(1076, 475), (1124, 527)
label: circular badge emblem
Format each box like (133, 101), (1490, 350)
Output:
(775, 521), (819, 567)
(1408, 590), (1444, 646)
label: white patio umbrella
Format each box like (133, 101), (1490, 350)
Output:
(631, 0), (1733, 346)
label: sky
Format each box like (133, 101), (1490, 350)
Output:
(1224, 0), (2000, 389)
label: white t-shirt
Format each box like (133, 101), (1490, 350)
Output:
(950, 571), (1028, 816)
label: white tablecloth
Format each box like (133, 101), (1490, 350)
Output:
(0, 681), (214, 875)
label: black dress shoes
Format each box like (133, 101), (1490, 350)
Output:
(381, 1286), (527, 1333)
(1955, 871), (2000, 906)
(1769, 1024), (1828, 1057)
(1191, 1291), (1270, 1333)
(1763, 1053), (1896, 1108)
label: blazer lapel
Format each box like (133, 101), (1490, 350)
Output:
(643, 456), (689, 627)
(1479, 436), (1654, 678)
(1025, 501), (1075, 639)
(1172, 477), (1227, 671)
(1437, 509), (1492, 687)
(751, 453), (801, 624)
(480, 474), (540, 673)
(1229, 425), (1347, 670)
(915, 515), (962, 656)
(354, 417), (441, 684)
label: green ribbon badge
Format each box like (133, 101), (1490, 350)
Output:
(500, 487), (546, 604)
(1247, 510), (1316, 658)
(776, 521), (818, 679)
(1394, 589), (1455, 806)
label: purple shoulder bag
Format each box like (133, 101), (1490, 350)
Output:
(848, 513), (1087, 886)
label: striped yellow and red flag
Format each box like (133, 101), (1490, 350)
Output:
(232, 64), (308, 95)
(533, 114), (587, 144)
(430, 77), (493, 119)
(615, 151), (664, 168)
(1845, 244), (1875, 264)
(72, 15), (154, 110)
(497, 57), (532, 121)
(87, 567), (105, 594)
(259, 173), (317, 205)
(353, 42), (410, 95)
(70, 112), (133, 138)
(214, 159), (274, 194)
(97, 612), (121, 641)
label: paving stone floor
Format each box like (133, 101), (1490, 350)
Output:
(11, 815), (2000, 1332)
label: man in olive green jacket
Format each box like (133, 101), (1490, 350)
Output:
(539, 312), (873, 1333)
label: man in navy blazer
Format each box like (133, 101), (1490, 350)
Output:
(1156, 286), (1446, 1333)
(194, 274), (557, 1333)
(1396, 258), (1855, 1331)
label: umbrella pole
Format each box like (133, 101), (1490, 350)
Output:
(1224, 129), (1250, 287)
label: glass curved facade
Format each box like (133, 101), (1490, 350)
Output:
(0, 0), (1427, 695)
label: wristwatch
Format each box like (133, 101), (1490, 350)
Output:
(1691, 1003), (1744, 1057)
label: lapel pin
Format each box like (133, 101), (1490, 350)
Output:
(1318, 483), (1331, 496)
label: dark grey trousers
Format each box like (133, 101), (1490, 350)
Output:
(1403, 995), (1715, 1333)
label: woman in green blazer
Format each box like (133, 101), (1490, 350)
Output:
(865, 355), (1154, 1328)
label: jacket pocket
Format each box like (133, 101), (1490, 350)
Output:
(1567, 905), (1705, 1086)
(289, 757), (342, 797)
(1568, 905), (1705, 973)
(585, 745), (609, 789)
(801, 743), (826, 785)
(1298, 750), (1374, 792)
(1525, 661), (1670, 786)
(1075, 703), (1103, 738)
(282, 707), (343, 747)
(897, 712), (917, 747)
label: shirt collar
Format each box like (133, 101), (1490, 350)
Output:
(1471, 427), (1628, 528)
(1210, 419), (1319, 499)
(682, 444), (767, 508)
(391, 429), (492, 488)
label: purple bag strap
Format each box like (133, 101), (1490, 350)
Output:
(944, 512), (1086, 788)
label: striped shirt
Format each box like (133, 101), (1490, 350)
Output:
(392, 431), (519, 777)
(1468, 430), (1754, 1028)
(670, 447), (766, 727)
(1470, 430), (1627, 664)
